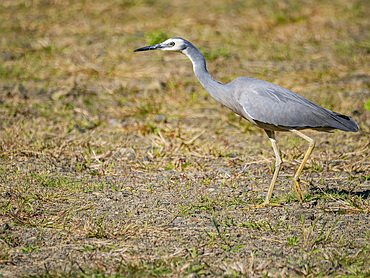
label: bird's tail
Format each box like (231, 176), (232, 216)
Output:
(331, 112), (359, 132)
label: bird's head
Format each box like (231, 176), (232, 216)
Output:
(134, 37), (190, 53)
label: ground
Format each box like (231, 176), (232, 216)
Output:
(0, 0), (369, 277)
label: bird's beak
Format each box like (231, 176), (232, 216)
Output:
(134, 43), (169, 52)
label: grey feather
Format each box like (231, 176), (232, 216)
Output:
(227, 77), (358, 132)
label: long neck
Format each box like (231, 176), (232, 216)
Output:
(182, 46), (227, 104)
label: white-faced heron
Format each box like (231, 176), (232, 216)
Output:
(134, 37), (359, 206)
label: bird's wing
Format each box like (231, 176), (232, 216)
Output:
(229, 77), (354, 131)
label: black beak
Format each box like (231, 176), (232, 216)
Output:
(134, 43), (168, 52)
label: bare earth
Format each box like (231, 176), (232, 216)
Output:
(0, 0), (369, 277)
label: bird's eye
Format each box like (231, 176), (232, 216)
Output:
(169, 42), (175, 46)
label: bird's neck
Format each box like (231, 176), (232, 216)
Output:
(182, 46), (227, 103)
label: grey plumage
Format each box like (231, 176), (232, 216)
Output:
(134, 37), (359, 206)
(228, 77), (358, 132)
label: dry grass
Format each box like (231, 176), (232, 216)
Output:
(0, 0), (369, 276)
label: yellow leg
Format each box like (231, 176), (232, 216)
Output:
(243, 129), (315, 209)
(249, 130), (282, 209)
(263, 130), (282, 205)
(290, 129), (316, 203)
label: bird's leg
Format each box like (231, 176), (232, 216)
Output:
(290, 129), (316, 202)
(248, 130), (282, 209)
(263, 130), (282, 206)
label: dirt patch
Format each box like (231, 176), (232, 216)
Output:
(1, 87), (369, 276)
(0, 0), (369, 276)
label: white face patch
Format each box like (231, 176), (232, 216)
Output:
(161, 38), (186, 52)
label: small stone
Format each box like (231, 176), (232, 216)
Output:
(2, 52), (12, 61)
(153, 114), (167, 123)
(0, 223), (11, 233)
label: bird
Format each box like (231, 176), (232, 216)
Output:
(134, 37), (359, 206)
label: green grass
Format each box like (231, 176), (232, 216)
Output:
(0, 0), (369, 276)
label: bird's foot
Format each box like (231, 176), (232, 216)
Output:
(298, 179), (311, 186)
(293, 179), (305, 203)
(242, 202), (282, 210)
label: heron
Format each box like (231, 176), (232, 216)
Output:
(134, 37), (359, 206)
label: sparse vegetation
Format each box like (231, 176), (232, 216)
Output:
(0, 0), (369, 276)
